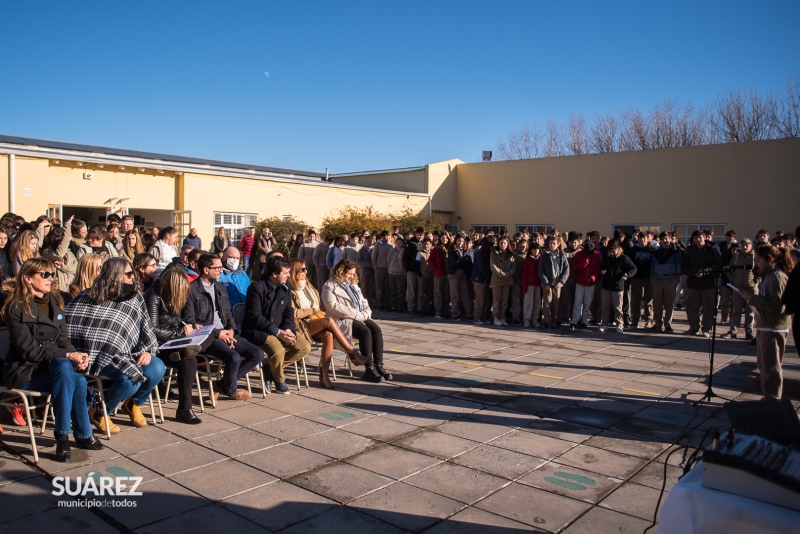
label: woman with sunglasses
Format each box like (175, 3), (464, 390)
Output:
(2, 258), (103, 461)
(288, 259), (366, 388)
(65, 257), (165, 433)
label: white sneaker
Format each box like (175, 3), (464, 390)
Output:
(523, 320), (531, 328)
(501, 320), (509, 326)
(435, 314), (442, 319)
(493, 318), (503, 327)
(616, 326), (624, 334)
(474, 319), (484, 325)
(598, 325), (606, 333)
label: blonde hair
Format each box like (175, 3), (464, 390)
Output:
(288, 258), (314, 291)
(330, 258), (359, 285)
(9, 230), (40, 263)
(158, 267), (189, 316)
(122, 229), (144, 260)
(69, 253), (103, 297)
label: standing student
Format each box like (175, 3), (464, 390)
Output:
(371, 232), (393, 310)
(298, 230), (318, 287)
(522, 242), (543, 328)
(722, 238), (756, 340)
(238, 227), (256, 274)
(489, 236), (516, 327)
(447, 235), (473, 321)
(627, 231), (657, 329)
(357, 235), (375, 303)
(510, 239), (527, 325)
(742, 246), (794, 399)
(428, 233), (449, 318)
(650, 232), (683, 333)
(471, 237), (494, 325)
(571, 242), (601, 328)
(682, 230), (722, 337)
(538, 236), (569, 329)
(387, 237), (407, 312)
(417, 238), (434, 314)
(313, 235), (333, 290)
(598, 240), (637, 334)
(403, 231), (422, 314)
(558, 232), (581, 325)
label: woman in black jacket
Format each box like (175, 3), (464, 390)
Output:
(144, 268), (204, 424)
(598, 240), (637, 334)
(1, 258), (103, 461)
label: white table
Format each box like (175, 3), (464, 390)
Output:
(659, 461), (800, 533)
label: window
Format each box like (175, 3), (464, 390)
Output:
(471, 224), (507, 234)
(672, 223), (726, 243)
(611, 224), (661, 237)
(515, 224), (555, 236)
(214, 212), (259, 243)
(444, 224), (460, 233)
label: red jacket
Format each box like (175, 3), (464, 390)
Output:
(521, 255), (542, 293)
(572, 249), (602, 286)
(428, 247), (447, 277)
(239, 235), (255, 257)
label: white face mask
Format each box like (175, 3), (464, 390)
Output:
(226, 258), (240, 271)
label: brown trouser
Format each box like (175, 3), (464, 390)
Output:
(756, 330), (787, 400)
(511, 285), (523, 323)
(473, 281), (491, 322)
(729, 290), (754, 334)
(685, 287), (716, 333)
(433, 276), (448, 315)
(262, 334), (312, 384)
(651, 278), (678, 328)
(406, 271), (419, 312)
(374, 268), (389, 308)
(718, 283), (733, 324)
(492, 285), (511, 321)
(448, 274), (472, 319)
(359, 267), (375, 304)
(601, 289), (623, 325)
(542, 286), (561, 325)
(590, 277), (603, 322)
(558, 275), (576, 323)
(389, 273), (406, 311)
(418, 275), (433, 313)
(630, 277), (653, 326)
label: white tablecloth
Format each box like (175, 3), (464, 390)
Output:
(659, 461), (800, 534)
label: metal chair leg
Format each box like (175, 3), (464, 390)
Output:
(195, 371), (205, 413)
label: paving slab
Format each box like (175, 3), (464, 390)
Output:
(238, 443), (333, 478)
(193, 427), (281, 457)
(128, 440), (227, 476)
(556, 444), (648, 479)
(138, 503), (267, 533)
(169, 459), (275, 500)
(288, 461), (393, 503)
(451, 444), (547, 480)
(102, 476), (209, 530)
(350, 481), (465, 532)
(518, 460), (622, 504)
(562, 505), (651, 534)
(423, 506), (535, 533)
(474, 482), (591, 530)
(221, 480), (336, 531)
(292, 428), (377, 459)
(403, 461), (508, 504)
(392, 430), (482, 460)
(280, 505), (407, 534)
(599, 481), (665, 521)
(345, 444), (440, 480)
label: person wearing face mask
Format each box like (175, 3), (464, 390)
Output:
(65, 257), (165, 433)
(218, 246), (251, 307)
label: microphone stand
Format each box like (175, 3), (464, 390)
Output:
(688, 269), (730, 406)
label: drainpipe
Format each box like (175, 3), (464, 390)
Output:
(325, 168), (329, 182)
(8, 153), (15, 213)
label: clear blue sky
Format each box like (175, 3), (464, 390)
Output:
(1, 1), (798, 173)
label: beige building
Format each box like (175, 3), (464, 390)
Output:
(331, 138), (800, 242)
(0, 135), (431, 243)
(1, 134), (797, 245)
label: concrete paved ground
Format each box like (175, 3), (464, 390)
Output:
(1, 310), (797, 533)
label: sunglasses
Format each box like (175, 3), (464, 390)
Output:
(299, 267), (307, 272)
(36, 271), (56, 279)
(123, 271), (135, 279)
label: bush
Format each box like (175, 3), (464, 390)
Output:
(320, 206), (445, 238)
(254, 216), (313, 256)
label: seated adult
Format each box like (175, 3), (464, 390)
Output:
(218, 246), (250, 307)
(2, 258), (103, 461)
(242, 256), (311, 394)
(288, 258), (366, 388)
(321, 259), (392, 383)
(65, 257), (165, 433)
(145, 268), (205, 424)
(181, 253), (263, 401)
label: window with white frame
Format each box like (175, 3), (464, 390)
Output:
(471, 224), (507, 234)
(214, 212), (259, 243)
(611, 223), (661, 237)
(444, 224), (460, 233)
(515, 224), (555, 236)
(672, 223), (726, 244)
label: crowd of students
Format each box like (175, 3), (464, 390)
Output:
(0, 211), (797, 464)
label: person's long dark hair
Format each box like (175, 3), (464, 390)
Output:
(755, 245), (795, 276)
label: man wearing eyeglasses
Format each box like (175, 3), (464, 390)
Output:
(182, 253), (264, 401)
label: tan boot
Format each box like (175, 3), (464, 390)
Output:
(90, 406), (120, 434)
(122, 399), (148, 428)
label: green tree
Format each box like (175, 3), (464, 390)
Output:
(254, 216), (312, 256)
(320, 206), (445, 238)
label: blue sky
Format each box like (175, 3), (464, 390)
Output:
(1, 1), (798, 173)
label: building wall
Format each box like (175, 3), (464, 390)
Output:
(181, 172), (431, 242)
(0, 155), (9, 213)
(332, 168), (427, 193)
(426, 159), (460, 213)
(454, 139), (800, 239)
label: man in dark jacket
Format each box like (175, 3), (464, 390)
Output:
(402, 230), (422, 313)
(627, 231), (657, 329)
(242, 256), (310, 394)
(682, 231), (722, 336)
(182, 253), (264, 400)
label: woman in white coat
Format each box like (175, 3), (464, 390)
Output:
(321, 258), (392, 383)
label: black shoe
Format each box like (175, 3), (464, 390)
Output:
(55, 436), (71, 462)
(374, 363), (393, 381)
(176, 408), (202, 425)
(75, 435), (104, 450)
(275, 382), (291, 395)
(745, 332), (755, 341)
(685, 329), (699, 336)
(720, 331), (736, 339)
(664, 325), (674, 333)
(577, 322), (587, 329)
(361, 366), (385, 383)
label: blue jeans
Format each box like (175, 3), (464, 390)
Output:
(98, 357), (166, 413)
(243, 256), (251, 274)
(20, 358), (93, 439)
